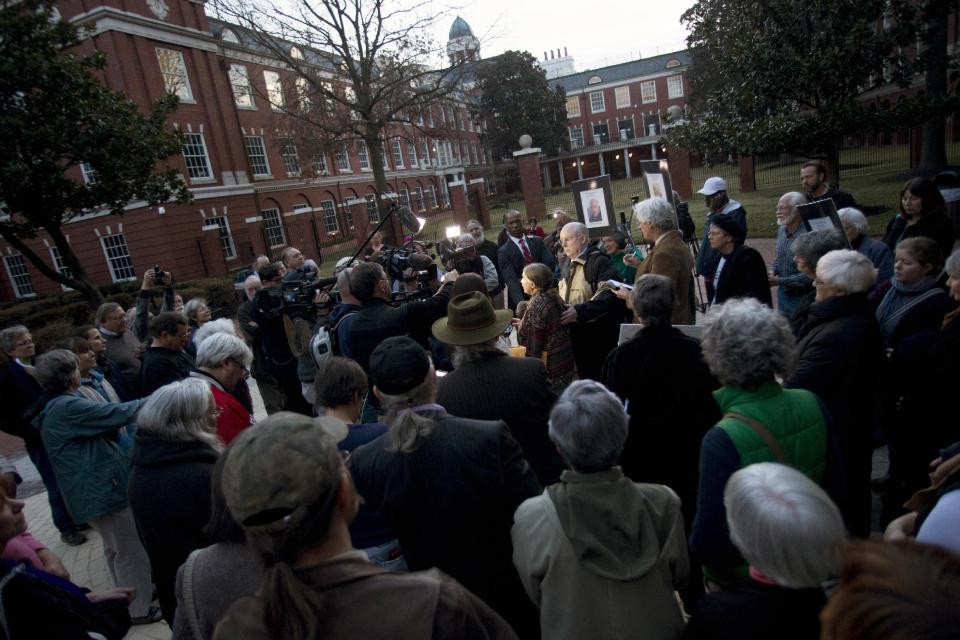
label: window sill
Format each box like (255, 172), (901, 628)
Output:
(190, 177), (216, 185)
(237, 104), (257, 110)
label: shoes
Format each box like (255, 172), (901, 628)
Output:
(60, 530), (87, 546)
(131, 606), (163, 625)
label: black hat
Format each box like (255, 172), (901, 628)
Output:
(369, 336), (431, 394)
(710, 213), (744, 244)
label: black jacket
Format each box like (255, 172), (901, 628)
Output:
(477, 239), (504, 292)
(566, 246), (627, 381)
(140, 346), (194, 396)
(712, 244), (772, 307)
(882, 211), (956, 262)
(350, 410), (541, 638)
(436, 351), (562, 485)
(499, 235), (557, 310)
(127, 435), (218, 626)
(786, 293), (884, 536)
(811, 184), (856, 210)
(602, 325), (721, 530)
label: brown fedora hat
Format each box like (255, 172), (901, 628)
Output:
(431, 291), (514, 346)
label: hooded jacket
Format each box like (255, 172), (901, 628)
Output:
(512, 468), (688, 640)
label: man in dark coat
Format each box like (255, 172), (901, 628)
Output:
(801, 161), (856, 209)
(708, 213), (772, 307)
(558, 222), (627, 381)
(786, 251), (884, 537)
(432, 292), (562, 485)
(350, 337), (541, 638)
(467, 219), (504, 302)
(499, 210), (557, 310)
(140, 312), (193, 395)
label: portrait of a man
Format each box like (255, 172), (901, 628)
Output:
(580, 189), (608, 228)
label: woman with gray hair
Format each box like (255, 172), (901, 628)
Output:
(603, 274), (720, 534)
(786, 250), (883, 537)
(183, 297), (212, 357)
(690, 298), (833, 587)
(189, 332), (253, 444)
(839, 207), (894, 286)
(788, 227), (848, 333)
(512, 379), (689, 640)
(30, 349), (160, 623)
(683, 463), (846, 639)
(128, 378), (221, 626)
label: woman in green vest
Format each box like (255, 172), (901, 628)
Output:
(689, 298), (835, 587)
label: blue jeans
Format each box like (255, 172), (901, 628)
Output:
(363, 538), (407, 572)
(25, 442), (80, 533)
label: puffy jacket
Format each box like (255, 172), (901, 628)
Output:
(33, 393), (146, 523)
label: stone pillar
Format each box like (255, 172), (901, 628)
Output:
(666, 147), (693, 200)
(576, 157), (583, 180)
(624, 151), (632, 178)
(200, 224), (228, 277)
(598, 152), (605, 176)
(557, 161), (565, 187)
(449, 180), (469, 227)
(469, 178), (491, 228)
(739, 155), (757, 192)
(513, 146), (547, 222)
(245, 216), (269, 260)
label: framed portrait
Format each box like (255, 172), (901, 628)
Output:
(571, 175), (616, 239)
(638, 159), (678, 213)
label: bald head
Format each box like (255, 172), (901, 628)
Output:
(560, 222), (589, 260)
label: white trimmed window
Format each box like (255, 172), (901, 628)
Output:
(420, 140), (430, 167)
(415, 186), (425, 211)
(3, 255), (34, 298)
(229, 64), (254, 108)
(592, 123), (609, 145)
(182, 132), (212, 180)
(261, 208), (286, 248)
(427, 109), (434, 127)
(357, 141), (370, 170)
(49, 246), (72, 291)
(438, 107), (446, 127)
(589, 90), (605, 113)
(452, 143), (461, 165)
(391, 140), (405, 168)
(278, 138), (300, 176)
(100, 234), (136, 282)
(80, 162), (96, 185)
(615, 86), (631, 108)
(569, 125), (584, 149)
(320, 200), (338, 233)
(399, 188), (410, 209)
(618, 118), (635, 141)
(408, 141), (419, 167)
(156, 48), (194, 101)
(313, 154), (328, 174)
(667, 74), (684, 99)
(264, 71), (283, 111)
(425, 185), (437, 209)
(471, 144), (479, 165)
(365, 194), (379, 223)
(566, 96), (580, 117)
(207, 215), (237, 259)
(641, 80), (657, 104)
(381, 147), (390, 170)
(461, 142), (469, 165)
(244, 135), (271, 177)
(336, 148), (351, 172)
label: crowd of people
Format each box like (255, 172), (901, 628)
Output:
(0, 164), (958, 639)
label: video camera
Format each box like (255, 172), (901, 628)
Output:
(256, 267), (338, 321)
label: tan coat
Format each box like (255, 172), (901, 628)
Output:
(636, 230), (695, 325)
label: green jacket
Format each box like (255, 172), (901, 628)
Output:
(34, 392), (146, 523)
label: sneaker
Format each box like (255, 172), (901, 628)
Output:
(131, 606), (163, 625)
(60, 530), (87, 546)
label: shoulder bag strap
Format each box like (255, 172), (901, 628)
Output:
(181, 549), (206, 640)
(723, 411), (786, 464)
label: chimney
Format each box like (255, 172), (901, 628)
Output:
(544, 51), (548, 60)
(564, 46), (568, 57)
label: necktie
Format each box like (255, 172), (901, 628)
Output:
(519, 237), (533, 265)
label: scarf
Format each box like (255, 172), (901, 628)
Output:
(875, 276), (941, 341)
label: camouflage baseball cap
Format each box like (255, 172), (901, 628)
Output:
(221, 412), (348, 535)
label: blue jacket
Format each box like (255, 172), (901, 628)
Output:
(854, 235), (894, 287)
(33, 393), (146, 523)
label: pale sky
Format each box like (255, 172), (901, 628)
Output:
(425, 0), (696, 71)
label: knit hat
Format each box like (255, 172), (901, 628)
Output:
(369, 336), (431, 395)
(710, 213), (744, 244)
(698, 176), (727, 196)
(432, 291), (513, 346)
(221, 412), (348, 535)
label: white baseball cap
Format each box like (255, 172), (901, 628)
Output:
(697, 177), (727, 196)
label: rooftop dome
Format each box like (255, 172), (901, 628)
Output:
(449, 16), (474, 39)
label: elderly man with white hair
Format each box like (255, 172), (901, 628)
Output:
(838, 207), (894, 286)
(511, 379), (689, 640)
(454, 233), (499, 293)
(621, 197), (695, 324)
(557, 221), (627, 380)
(767, 191), (812, 319)
(189, 332), (254, 444)
(683, 462), (846, 639)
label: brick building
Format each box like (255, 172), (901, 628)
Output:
(543, 51), (692, 187)
(1, 2), (491, 302)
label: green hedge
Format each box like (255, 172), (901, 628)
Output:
(0, 276), (238, 354)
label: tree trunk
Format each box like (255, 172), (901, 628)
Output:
(367, 135), (405, 246)
(918, 0), (949, 172)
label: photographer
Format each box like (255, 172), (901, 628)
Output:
(251, 263), (313, 415)
(133, 267), (175, 342)
(346, 261), (458, 413)
(448, 234), (499, 294)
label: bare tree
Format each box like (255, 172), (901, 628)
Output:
(211, 0), (468, 244)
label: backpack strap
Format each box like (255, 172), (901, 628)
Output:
(723, 412), (786, 464)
